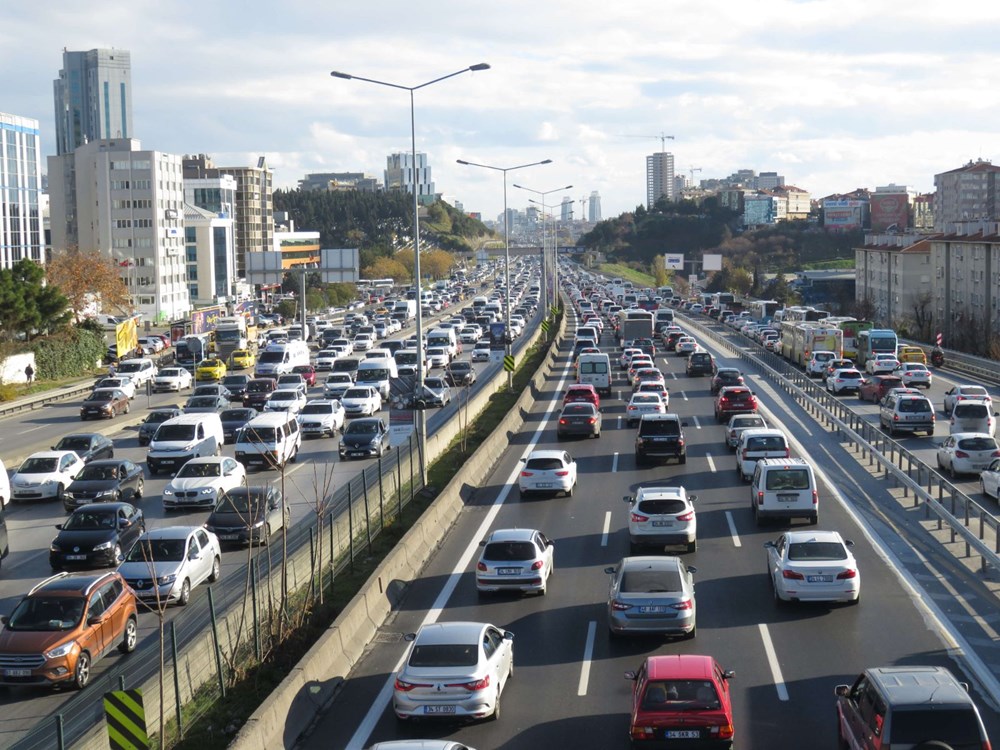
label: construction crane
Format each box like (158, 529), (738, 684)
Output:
(688, 167), (702, 183)
(620, 132), (675, 151)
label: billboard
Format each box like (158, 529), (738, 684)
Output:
(388, 375), (416, 446)
(823, 199), (866, 231)
(664, 253), (684, 270)
(490, 322), (507, 351)
(870, 193), (909, 232)
(114, 319), (139, 357)
(703, 253), (723, 272)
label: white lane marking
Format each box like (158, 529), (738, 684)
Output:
(706, 453), (716, 473)
(20, 425), (44, 434)
(670, 372), (678, 380)
(692, 416), (701, 430)
(681, 391), (689, 401)
(601, 511), (612, 547)
(577, 621), (597, 696)
(725, 511), (741, 547)
(346, 345), (574, 749)
(758, 624), (790, 701)
(617, 415), (622, 428)
(612, 452), (619, 473)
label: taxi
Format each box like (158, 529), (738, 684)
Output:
(228, 349), (256, 370)
(897, 345), (927, 364)
(196, 357), (227, 382)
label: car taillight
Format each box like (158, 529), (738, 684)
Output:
(630, 512), (649, 522)
(719, 397), (729, 403)
(670, 599), (693, 610)
(520, 471), (533, 477)
(836, 569), (857, 579)
(394, 678), (431, 692)
(782, 569), (805, 580)
(676, 511), (694, 522)
(757, 491), (764, 505)
(993, 451), (1000, 458)
(785, 448), (791, 458)
(588, 418), (597, 424)
(719, 723), (735, 740)
(742, 449), (749, 459)
(627, 405), (637, 411)
(611, 600), (632, 611)
(555, 470), (570, 476)
(477, 562), (487, 571)
(955, 451), (969, 458)
(812, 490), (818, 505)
(446, 675), (490, 691)
(559, 419), (568, 425)
(531, 560), (544, 570)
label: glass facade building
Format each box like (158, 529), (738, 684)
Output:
(54, 49), (133, 156)
(0, 112), (44, 269)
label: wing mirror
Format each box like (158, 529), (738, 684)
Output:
(503, 630), (514, 640)
(723, 670), (736, 679)
(624, 670), (637, 681)
(603, 566), (616, 575)
(623, 495), (634, 503)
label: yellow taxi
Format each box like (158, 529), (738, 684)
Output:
(897, 345), (927, 365)
(374, 306), (390, 316)
(228, 349), (256, 370)
(196, 357), (227, 381)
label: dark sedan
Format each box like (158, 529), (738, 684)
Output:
(49, 502), (145, 569)
(221, 374), (251, 401)
(80, 388), (130, 419)
(204, 486), (289, 546)
(859, 374), (903, 404)
(220, 407), (258, 444)
(557, 403), (602, 439)
(445, 361), (477, 387)
(243, 378), (277, 409)
(710, 368), (745, 395)
(62, 459), (144, 512)
(184, 395), (230, 414)
(191, 384), (232, 400)
(138, 407), (183, 446)
(338, 418), (389, 459)
(51, 433), (114, 464)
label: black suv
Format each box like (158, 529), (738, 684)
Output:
(686, 350), (714, 376)
(635, 414), (686, 465)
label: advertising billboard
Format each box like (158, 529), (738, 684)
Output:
(664, 253), (684, 270)
(703, 254), (723, 272)
(823, 199), (866, 231)
(870, 193), (909, 232)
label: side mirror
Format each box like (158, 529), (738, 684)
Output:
(834, 685), (850, 697)
(479, 540), (487, 547)
(845, 540), (855, 547)
(55, 524), (63, 530)
(723, 670), (736, 680)
(624, 670), (637, 681)
(688, 494), (698, 502)
(686, 566), (697, 574)
(603, 566), (615, 575)
(763, 541), (775, 549)
(623, 495), (633, 503)
(503, 630), (514, 641)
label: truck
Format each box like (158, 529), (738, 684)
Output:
(617, 309), (654, 347)
(214, 316), (258, 362)
(393, 299), (417, 321)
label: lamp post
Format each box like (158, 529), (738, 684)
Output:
(515, 183), (572, 324)
(331, 63), (490, 484)
(456, 158), (552, 386)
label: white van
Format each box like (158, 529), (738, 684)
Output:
(235, 412), (301, 470)
(735, 428), (790, 481)
(255, 340), (311, 377)
(654, 309), (675, 331)
(750, 458), (818, 525)
(576, 352), (612, 397)
(355, 358), (398, 400)
(426, 327), (459, 357)
(146, 413), (224, 475)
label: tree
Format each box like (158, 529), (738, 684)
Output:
(0, 260), (70, 341)
(651, 255), (671, 287)
(910, 292), (935, 342)
(47, 248), (131, 319)
(362, 257), (409, 283)
(422, 250), (455, 280)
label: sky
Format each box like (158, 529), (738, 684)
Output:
(5, 0), (1000, 223)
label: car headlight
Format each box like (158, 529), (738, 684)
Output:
(50, 544), (60, 553)
(252, 519), (265, 528)
(157, 574), (177, 586)
(199, 487), (215, 495)
(45, 641), (77, 660)
(94, 541), (113, 551)
(95, 489), (116, 499)
(163, 487), (175, 496)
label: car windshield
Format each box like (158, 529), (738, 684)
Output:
(633, 395), (660, 404)
(450, 363), (471, 372)
(247, 381), (274, 393)
(223, 377), (247, 386)
(483, 541), (536, 561)
(960, 387), (989, 398)
(525, 457), (565, 470)
(732, 416), (764, 428)
(642, 680), (720, 710)
(563, 404), (595, 415)
(116, 363), (143, 374)
(87, 392), (115, 402)
(346, 422), (378, 435)
(155, 424), (196, 441)
(343, 388), (370, 399)
(188, 397), (216, 407)
(221, 409), (253, 421)
(18, 457), (58, 473)
(301, 404), (333, 415)
(358, 369), (389, 380)
(408, 643), (479, 668)
(765, 470), (809, 490)
(161, 369), (184, 378)
(7, 596), (85, 631)
(787, 542), (847, 561)
(177, 462), (220, 478)
(898, 399), (932, 413)
(747, 436), (786, 451)
(215, 494), (265, 514)
(63, 509), (117, 530)
(76, 465), (119, 481)
(637, 499), (687, 515)
(124, 538), (185, 562)
(197, 360), (219, 368)
(620, 567), (682, 593)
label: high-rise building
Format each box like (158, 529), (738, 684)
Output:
(0, 112), (44, 269)
(646, 152), (675, 207)
(53, 48), (133, 156)
(756, 171), (785, 190)
(588, 191), (602, 222)
(385, 152), (435, 203)
(560, 196), (574, 222)
(48, 138), (189, 321)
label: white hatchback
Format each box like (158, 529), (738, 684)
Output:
(624, 486), (698, 553)
(10, 451), (86, 503)
(518, 450), (577, 498)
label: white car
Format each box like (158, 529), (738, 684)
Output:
(459, 326), (482, 344)
(894, 362), (932, 389)
(152, 367), (193, 392)
(353, 334), (375, 352)
(806, 351), (837, 377)
(315, 349), (340, 371)
(625, 485), (698, 553)
(471, 343), (491, 362)
(518, 450), (577, 498)
(943, 384), (992, 416)
(866, 353), (900, 375)
(426, 346), (450, 368)
(10, 450), (86, 502)
(676, 337), (698, 355)
(297, 399), (346, 437)
(162, 456), (247, 510)
(264, 388), (307, 414)
(937, 433), (1000, 478)
(93, 376), (137, 400)
(619, 347), (643, 369)
(826, 368), (863, 394)
(765, 530), (860, 604)
(476, 528), (554, 596)
(323, 373), (354, 400)
(117, 526), (222, 606)
(980, 458), (1000, 499)
(340, 386), (382, 417)
(393, 621), (513, 722)
(949, 400), (997, 436)
(625, 393), (666, 427)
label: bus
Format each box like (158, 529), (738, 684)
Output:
(711, 292), (736, 310)
(857, 329), (898, 367)
(836, 320), (871, 361)
(749, 300), (781, 324)
(783, 306), (830, 323)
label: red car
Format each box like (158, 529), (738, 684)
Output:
(563, 383), (600, 408)
(858, 374), (902, 404)
(714, 386), (757, 422)
(291, 364), (317, 387)
(625, 654), (735, 748)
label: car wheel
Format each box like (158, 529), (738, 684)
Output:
(73, 652), (92, 689)
(178, 578), (191, 606)
(119, 617), (138, 654)
(685, 622), (696, 640)
(848, 590), (861, 607)
(679, 455), (686, 465)
(111, 544), (123, 565)
(490, 692), (501, 722)
(772, 576), (785, 605)
(55, 483), (65, 502)
(207, 555), (222, 583)
(687, 540), (697, 553)
(566, 483), (574, 498)
(982, 479), (990, 498)
(950, 462), (958, 480)
(134, 479), (144, 499)
(124, 401), (130, 414)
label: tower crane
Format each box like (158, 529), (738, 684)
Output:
(688, 167), (702, 183)
(620, 132), (675, 151)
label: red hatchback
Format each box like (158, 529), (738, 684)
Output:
(563, 383), (600, 408)
(714, 386), (757, 422)
(291, 364), (317, 387)
(858, 374), (902, 404)
(626, 654), (735, 748)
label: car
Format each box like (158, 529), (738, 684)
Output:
(92, 376), (137, 400)
(476, 528), (554, 596)
(264, 388), (307, 415)
(192, 383), (233, 400)
(826, 367), (863, 394)
(426, 346), (450, 368)
(625, 655), (735, 747)
(893, 362), (932, 389)
(419, 377), (452, 408)
(897, 345), (928, 364)
(220, 407), (258, 444)
(297, 399), (346, 438)
(341, 386), (382, 417)
(392, 621), (514, 722)
(714, 386), (757, 422)
(471, 343), (491, 362)
(823, 358), (855, 380)
(725, 413), (767, 449)
(353, 334), (375, 352)
(117, 526), (222, 606)
(323, 372), (355, 400)
(686, 350), (714, 376)
(710, 368), (744, 395)
(315, 349), (341, 371)
(518, 450), (577, 498)
(629, 338), (657, 357)
(635, 413), (686, 465)
(626, 393), (667, 427)
(227, 349), (256, 370)
(557, 402), (602, 439)
(445, 361), (476, 387)
(152, 367), (193, 392)
(183, 395), (230, 414)
(339, 417), (390, 459)
(632, 367), (665, 391)
(49, 502), (145, 569)
(116, 358), (157, 387)
(605, 556), (697, 638)
(80, 388), (131, 420)
(806, 351), (838, 377)
(0, 571), (139, 688)
(937, 432), (1000, 478)
(635, 380), (670, 404)
(291, 364), (317, 387)
(195, 358), (227, 382)
(277, 373), (307, 391)
(220, 374), (252, 401)
(563, 383), (600, 408)
(627, 357), (654, 384)
(10, 451), (86, 503)
(858, 374), (903, 403)
(765, 530), (860, 604)
(866, 353), (900, 375)
(675, 337), (698, 356)
(620, 347), (644, 368)
(625, 486), (698, 553)
(662, 331), (684, 351)
(162, 456), (247, 510)
(62, 459), (144, 511)
(880, 393), (936, 437)
(138, 407), (184, 446)
(981, 457), (1000, 500)
(204, 486), (290, 546)
(51, 433), (114, 465)
(943, 384), (992, 416)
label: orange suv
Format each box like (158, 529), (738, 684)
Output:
(0, 571), (138, 689)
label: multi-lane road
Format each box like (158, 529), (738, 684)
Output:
(298, 306), (1000, 749)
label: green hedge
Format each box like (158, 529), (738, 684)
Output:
(30, 326), (105, 380)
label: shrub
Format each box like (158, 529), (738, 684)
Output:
(30, 326), (105, 380)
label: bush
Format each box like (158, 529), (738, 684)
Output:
(30, 326), (105, 380)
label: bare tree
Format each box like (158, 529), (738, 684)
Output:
(911, 292), (934, 342)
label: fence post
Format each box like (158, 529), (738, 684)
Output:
(251, 557), (261, 661)
(397, 445), (403, 517)
(56, 715), (65, 750)
(208, 586), (226, 699)
(378, 456), (385, 531)
(171, 621), (183, 738)
(362, 470), (372, 554)
(348, 483), (355, 572)
(409, 433), (415, 503)
(309, 526), (316, 603)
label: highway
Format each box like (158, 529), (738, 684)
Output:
(297, 305), (1000, 749)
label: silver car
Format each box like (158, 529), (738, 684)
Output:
(725, 414), (767, 449)
(117, 526), (221, 606)
(476, 528), (554, 596)
(605, 556), (697, 638)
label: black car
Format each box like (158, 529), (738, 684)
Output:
(220, 407), (258, 443)
(686, 350), (715, 376)
(51, 433), (114, 464)
(635, 414), (687, 465)
(339, 417), (390, 459)
(243, 378), (277, 409)
(204, 486), (289, 546)
(49, 502), (145, 569)
(221, 374), (252, 401)
(62, 459), (144, 512)
(445, 361), (477, 387)
(183, 395), (230, 414)
(192, 384), (232, 400)
(710, 368), (745, 394)
(663, 331), (684, 351)
(138, 407), (183, 446)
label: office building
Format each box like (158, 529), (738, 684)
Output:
(0, 112), (44, 269)
(646, 152), (675, 207)
(560, 196), (574, 222)
(299, 171), (380, 193)
(53, 48), (133, 156)
(756, 172), (785, 190)
(588, 191), (601, 223)
(184, 175), (237, 306)
(385, 152), (435, 203)
(933, 159), (1000, 230)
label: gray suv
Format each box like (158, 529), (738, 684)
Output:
(835, 665), (991, 749)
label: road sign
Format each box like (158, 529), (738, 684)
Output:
(504, 355), (515, 372)
(104, 689), (149, 750)
(936, 332), (943, 347)
(541, 320), (550, 333)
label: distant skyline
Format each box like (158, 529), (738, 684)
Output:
(3, 1), (1000, 221)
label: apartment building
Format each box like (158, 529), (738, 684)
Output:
(933, 160), (1000, 230)
(854, 233), (933, 330)
(930, 222), (1000, 346)
(646, 152), (675, 207)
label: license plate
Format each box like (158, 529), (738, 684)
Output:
(424, 705), (456, 715)
(536, 482), (552, 488)
(4, 669), (31, 677)
(777, 494), (798, 502)
(65, 554), (88, 561)
(638, 606), (668, 614)
(807, 575), (833, 583)
(497, 568), (521, 575)
(350, 451), (366, 457)
(666, 730), (700, 739)
(651, 520), (673, 527)
(219, 534), (239, 541)
(160, 459), (175, 466)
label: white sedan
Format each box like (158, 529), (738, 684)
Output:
(117, 526), (222, 606)
(866, 353), (900, 374)
(162, 456), (247, 510)
(937, 433), (1000, 478)
(93, 376), (137, 400)
(340, 386), (382, 417)
(314, 349), (340, 371)
(625, 393), (666, 427)
(264, 388), (307, 414)
(10, 450), (86, 502)
(894, 362), (932, 389)
(426, 346), (450, 368)
(476, 528), (554, 596)
(943, 384), (992, 416)
(980, 458), (1000, 499)
(518, 450), (577, 498)
(152, 367), (193, 392)
(297, 399), (346, 437)
(765, 530), (860, 604)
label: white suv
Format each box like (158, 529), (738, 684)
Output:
(624, 486), (698, 553)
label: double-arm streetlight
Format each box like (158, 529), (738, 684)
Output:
(456, 158), (552, 385)
(514, 183), (572, 322)
(331, 63), (490, 483)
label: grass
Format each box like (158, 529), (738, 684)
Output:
(598, 263), (657, 288)
(0, 368), (106, 402)
(801, 259), (855, 270)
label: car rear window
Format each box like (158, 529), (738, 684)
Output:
(787, 542), (846, 561)
(639, 420), (680, 436)
(409, 644), (478, 668)
(957, 437), (997, 451)
(637, 499), (687, 515)
(746, 436), (786, 452)
(890, 708), (982, 744)
(898, 399), (932, 413)
(954, 403), (989, 418)
(525, 458), (564, 470)
(691, 353), (710, 363)
(483, 542), (536, 561)
(765, 469), (810, 490)
(620, 569), (682, 593)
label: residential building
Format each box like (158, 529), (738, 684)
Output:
(718, 187), (748, 215)
(933, 159), (1000, 230)
(646, 152), (675, 207)
(48, 138), (189, 321)
(930, 222), (1000, 346)
(772, 185), (810, 221)
(298, 171), (380, 193)
(854, 233), (933, 329)
(0, 112), (44, 269)
(588, 191), (602, 223)
(823, 192), (870, 232)
(756, 171), (785, 190)
(53, 48), (133, 156)
(385, 152), (435, 203)
(913, 193), (934, 231)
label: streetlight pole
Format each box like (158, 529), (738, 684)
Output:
(331, 63), (490, 484)
(515, 183), (572, 326)
(456, 158), (552, 386)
